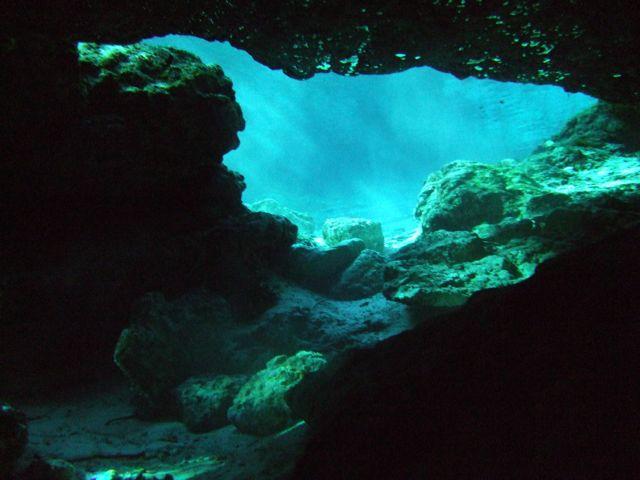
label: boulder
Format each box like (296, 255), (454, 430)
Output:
(548, 102), (640, 152)
(331, 249), (386, 300)
(322, 217), (384, 252)
(113, 290), (237, 416)
(285, 239), (365, 292)
(415, 161), (537, 233)
(227, 351), (327, 436)
(0, 404), (28, 477)
(249, 198), (315, 237)
(175, 374), (247, 433)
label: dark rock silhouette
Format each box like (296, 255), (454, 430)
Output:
(290, 225), (640, 479)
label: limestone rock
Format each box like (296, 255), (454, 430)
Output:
(331, 249), (386, 300)
(549, 102), (640, 152)
(249, 199), (315, 237)
(228, 351), (327, 436)
(285, 239), (365, 292)
(385, 254), (522, 308)
(0, 404), (28, 477)
(175, 374), (247, 433)
(322, 217), (384, 252)
(415, 161), (537, 233)
(394, 104), (640, 308)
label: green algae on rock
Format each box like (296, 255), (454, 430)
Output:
(227, 352), (327, 436)
(386, 102), (640, 308)
(175, 374), (248, 433)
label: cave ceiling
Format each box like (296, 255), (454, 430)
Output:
(5, 1), (640, 103)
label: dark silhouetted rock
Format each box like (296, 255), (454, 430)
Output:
(331, 249), (386, 300)
(0, 41), (296, 395)
(284, 239), (365, 293)
(290, 225), (640, 479)
(0, 404), (28, 477)
(4, 2), (640, 103)
(18, 457), (85, 480)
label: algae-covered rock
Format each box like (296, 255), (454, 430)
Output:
(8, 0), (640, 104)
(175, 374), (247, 433)
(0, 404), (28, 477)
(322, 217), (384, 252)
(249, 199), (315, 237)
(392, 103), (640, 308)
(331, 249), (386, 300)
(290, 226), (640, 480)
(78, 42), (244, 162)
(386, 253), (522, 307)
(415, 161), (539, 233)
(285, 239), (365, 292)
(227, 351), (327, 436)
(548, 102), (640, 152)
(384, 230), (516, 307)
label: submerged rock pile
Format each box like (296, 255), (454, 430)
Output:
(113, 280), (410, 426)
(385, 102), (640, 308)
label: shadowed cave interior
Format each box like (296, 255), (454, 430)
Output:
(1, 3), (640, 480)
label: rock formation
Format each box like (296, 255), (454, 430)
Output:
(249, 198), (316, 238)
(0, 405), (28, 477)
(3, 2), (640, 103)
(227, 351), (326, 436)
(384, 102), (640, 308)
(0, 41), (295, 395)
(322, 217), (385, 252)
(175, 374), (247, 433)
(290, 224), (640, 479)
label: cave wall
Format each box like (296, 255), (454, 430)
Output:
(0, 39), (295, 395)
(3, 1), (640, 103)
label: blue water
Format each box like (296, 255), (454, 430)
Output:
(146, 35), (596, 227)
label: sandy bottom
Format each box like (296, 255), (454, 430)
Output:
(19, 380), (307, 479)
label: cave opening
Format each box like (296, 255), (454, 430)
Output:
(2, 6), (640, 480)
(147, 34), (596, 249)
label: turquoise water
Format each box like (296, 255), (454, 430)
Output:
(146, 35), (595, 227)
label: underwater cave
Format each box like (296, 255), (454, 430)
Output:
(1, 2), (640, 479)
